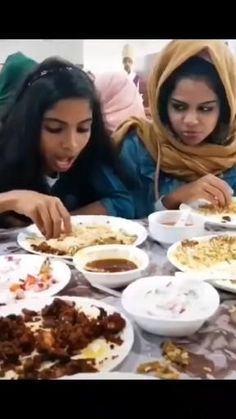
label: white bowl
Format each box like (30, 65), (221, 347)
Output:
(121, 276), (220, 337)
(148, 210), (205, 246)
(73, 245), (149, 289)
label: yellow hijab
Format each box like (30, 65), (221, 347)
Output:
(114, 40), (236, 182)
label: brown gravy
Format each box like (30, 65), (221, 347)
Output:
(85, 258), (138, 273)
(161, 222), (193, 226)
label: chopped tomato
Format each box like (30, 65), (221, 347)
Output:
(25, 275), (37, 286)
(9, 271), (53, 295)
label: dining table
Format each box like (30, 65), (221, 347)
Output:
(1, 221), (236, 380)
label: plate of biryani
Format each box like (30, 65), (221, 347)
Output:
(0, 296), (134, 379)
(17, 215), (148, 259)
(167, 233), (236, 275)
(180, 198), (236, 227)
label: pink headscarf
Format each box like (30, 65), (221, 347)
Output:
(95, 72), (145, 133)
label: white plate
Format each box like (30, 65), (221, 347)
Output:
(171, 233), (236, 294)
(17, 215), (148, 259)
(175, 271), (236, 294)
(60, 372), (156, 379)
(0, 296), (134, 378)
(176, 271), (236, 295)
(167, 233), (236, 294)
(0, 254), (71, 305)
(167, 233), (236, 273)
(211, 278), (236, 294)
(180, 198), (236, 227)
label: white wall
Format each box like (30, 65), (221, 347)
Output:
(84, 39), (236, 73)
(0, 39), (84, 64)
(83, 39), (172, 73)
(0, 39), (235, 71)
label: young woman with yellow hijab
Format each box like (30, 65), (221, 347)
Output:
(114, 40), (236, 217)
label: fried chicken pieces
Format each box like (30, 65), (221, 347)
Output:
(0, 298), (126, 379)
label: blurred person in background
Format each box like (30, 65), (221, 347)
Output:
(0, 52), (36, 119)
(95, 71), (145, 133)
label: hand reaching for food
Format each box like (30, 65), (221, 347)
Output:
(163, 174), (233, 209)
(0, 190), (71, 239)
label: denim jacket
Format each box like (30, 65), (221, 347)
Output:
(119, 132), (236, 218)
(51, 164), (135, 219)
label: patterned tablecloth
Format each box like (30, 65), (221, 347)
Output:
(1, 224), (236, 379)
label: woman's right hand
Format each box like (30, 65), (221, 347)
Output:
(2, 190), (71, 239)
(162, 174), (233, 209)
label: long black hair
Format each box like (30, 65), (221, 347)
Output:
(158, 56), (231, 144)
(0, 57), (124, 192)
